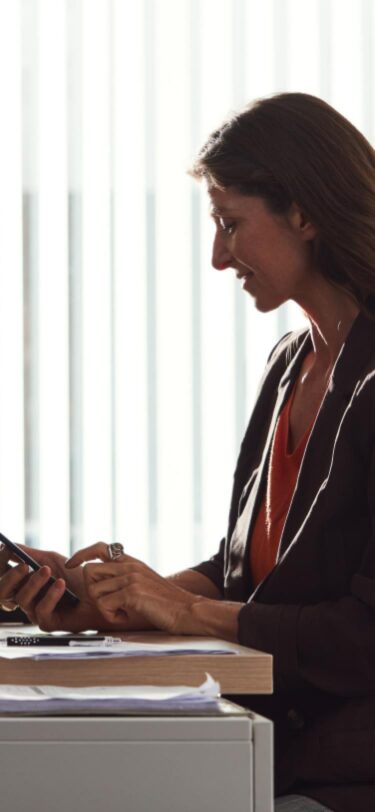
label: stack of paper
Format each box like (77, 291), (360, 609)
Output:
(0, 639), (239, 660)
(0, 674), (221, 715)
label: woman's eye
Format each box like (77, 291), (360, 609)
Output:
(218, 217), (236, 235)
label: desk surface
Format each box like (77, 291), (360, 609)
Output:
(0, 627), (272, 695)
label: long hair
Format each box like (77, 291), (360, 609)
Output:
(191, 93), (375, 316)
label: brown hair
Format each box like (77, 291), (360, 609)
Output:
(191, 93), (375, 316)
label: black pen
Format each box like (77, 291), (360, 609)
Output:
(2, 635), (121, 647)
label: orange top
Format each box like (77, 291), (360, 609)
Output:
(250, 378), (317, 588)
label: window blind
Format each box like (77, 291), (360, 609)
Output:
(0, 0), (373, 573)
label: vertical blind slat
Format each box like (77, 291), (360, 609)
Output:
(199, 0), (238, 556)
(245, 0), (275, 99)
(38, 0), (69, 552)
(67, 0), (83, 553)
(190, 0), (204, 565)
(0, 0), (24, 540)
(331, 0), (364, 128)
(112, 0), (149, 562)
(361, 0), (375, 144)
(22, 0), (40, 547)
(81, 0), (112, 544)
(288, 0), (320, 95)
(154, 0), (194, 574)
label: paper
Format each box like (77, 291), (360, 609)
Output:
(0, 674), (221, 714)
(0, 638), (239, 660)
(0, 674), (219, 702)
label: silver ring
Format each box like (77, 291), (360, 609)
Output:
(107, 542), (124, 561)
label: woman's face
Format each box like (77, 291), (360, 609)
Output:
(208, 186), (317, 313)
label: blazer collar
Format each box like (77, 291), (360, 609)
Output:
(247, 311), (375, 596)
(276, 311), (375, 391)
(278, 310), (375, 558)
(330, 311), (375, 395)
(236, 330), (312, 595)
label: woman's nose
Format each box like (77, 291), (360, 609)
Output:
(211, 231), (232, 271)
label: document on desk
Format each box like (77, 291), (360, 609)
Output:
(0, 674), (224, 715)
(0, 638), (239, 660)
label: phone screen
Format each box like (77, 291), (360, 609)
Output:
(0, 533), (79, 608)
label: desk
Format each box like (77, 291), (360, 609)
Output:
(0, 712), (273, 812)
(0, 628), (274, 812)
(0, 628), (273, 694)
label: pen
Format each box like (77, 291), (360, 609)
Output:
(2, 636), (122, 647)
(68, 638), (122, 647)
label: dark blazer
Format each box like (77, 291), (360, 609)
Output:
(193, 311), (375, 812)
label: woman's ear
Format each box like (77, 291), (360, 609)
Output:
(287, 202), (317, 241)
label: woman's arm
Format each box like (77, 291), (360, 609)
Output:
(1, 542), (228, 634)
(166, 571), (242, 641)
(180, 596), (243, 642)
(74, 552), (244, 640)
(6, 542), (241, 637)
(166, 569), (223, 599)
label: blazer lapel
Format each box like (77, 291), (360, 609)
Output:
(234, 331), (312, 593)
(278, 312), (375, 559)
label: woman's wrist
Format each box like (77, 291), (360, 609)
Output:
(178, 595), (244, 642)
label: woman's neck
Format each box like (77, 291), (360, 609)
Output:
(298, 282), (360, 372)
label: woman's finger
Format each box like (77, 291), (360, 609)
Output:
(0, 563), (29, 603)
(0, 545), (12, 575)
(65, 542), (115, 569)
(15, 566), (53, 614)
(84, 556), (157, 586)
(0, 544), (28, 571)
(0, 562), (29, 590)
(33, 579), (67, 629)
(0, 562), (29, 611)
(84, 561), (130, 584)
(21, 547), (63, 567)
(88, 573), (129, 599)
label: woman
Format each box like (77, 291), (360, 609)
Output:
(1, 92), (375, 812)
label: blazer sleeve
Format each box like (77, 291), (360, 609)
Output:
(190, 537), (225, 596)
(238, 494), (375, 699)
(237, 585), (375, 698)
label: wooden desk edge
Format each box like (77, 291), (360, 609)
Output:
(0, 652), (273, 695)
(0, 630), (273, 694)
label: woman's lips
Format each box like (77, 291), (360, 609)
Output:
(239, 272), (254, 288)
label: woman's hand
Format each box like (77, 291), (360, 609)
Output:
(0, 544), (30, 611)
(0, 544), (87, 602)
(66, 542), (200, 634)
(0, 540), (240, 640)
(10, 566), (102, 631)
(0, 543), (120, 631)
(68, 543), (241, 640)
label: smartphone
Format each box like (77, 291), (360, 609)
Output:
(0, 532), (79, 609)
